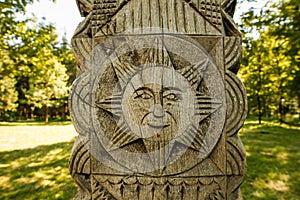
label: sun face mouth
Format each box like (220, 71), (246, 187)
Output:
(147, 121), (170, 129)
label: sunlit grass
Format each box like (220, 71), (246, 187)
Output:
(0, 120), (299, 199)
(0, 122), (77, 199)
(0, 121), (76, 151)
(0, 141), (77, 199)
(240, 118), (300, 200)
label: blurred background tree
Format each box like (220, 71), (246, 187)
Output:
(0, 0), (76, 122)
(0, 0), (299, 123)
(239, 0), (300, 124)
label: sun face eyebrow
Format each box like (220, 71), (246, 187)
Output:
(134, 87), (154, 93)
(133, 87), (154, 99)
(162, 87), (183, 93)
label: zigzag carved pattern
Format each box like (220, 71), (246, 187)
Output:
(188, 0), (223, 26)
(92, 176), (117, 200)
(93, 176), (225, 199)
(92, 0), (118, 35)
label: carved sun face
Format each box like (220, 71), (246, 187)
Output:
(96, 58), (222, 153)
(88, 35), (226, 173)
(123, 66), (195, 142)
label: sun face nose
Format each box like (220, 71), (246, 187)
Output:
(152, 104), (166, 118)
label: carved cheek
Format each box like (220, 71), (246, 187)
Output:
(164, 101), (180, 116)
(129, 98), (153, 124)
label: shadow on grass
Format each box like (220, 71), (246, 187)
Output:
(1, 119), (299, 200)
(240, 122), (300, 200)
(0, 141), (77, 200)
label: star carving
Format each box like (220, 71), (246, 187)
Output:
(95, 39), (222, 169)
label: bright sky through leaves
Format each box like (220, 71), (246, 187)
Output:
(24, 0), (265, 42)
(26, 0), (83, 42)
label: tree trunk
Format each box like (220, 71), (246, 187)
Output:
(24, 107), (29, 120)
(257, 92), (262, 124)
(30, 108), (34, 119)
(279, 97), (284, 124)
(62, 105), (66, 120)
(45, 105), (49, 123)
(257, 64), (262, 125)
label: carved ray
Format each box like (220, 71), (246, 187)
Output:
(96, 92), (123, 117)
(144, 38), (175, 70)
(176, 124), (204, 151)
(178, 58), (210, 90)
(112, 61), (140, 89)
(195, 94), (223, 121)
(198, 137), (210, 155)
(107, 119), (140, 151)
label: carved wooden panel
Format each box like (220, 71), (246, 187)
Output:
(70, 0), (247, 199)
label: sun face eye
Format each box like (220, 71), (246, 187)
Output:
(163, 93), (182, 102)
(134, 89), (153, 100)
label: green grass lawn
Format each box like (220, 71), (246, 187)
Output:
(0, 142), (77, 199)
(240, 118), (300, 200)
(0, 121), (76, 151)
(0, 119), (299, 199)
(0, 122), (77, 199)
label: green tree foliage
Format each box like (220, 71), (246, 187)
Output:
(273, 0), (300, 110)
(0, 0), (74, 122)
(58, 35), (77, 86)
(13, 23), (69, 122)
(270, 0), (300, 62)
(239, 0), (300, 123)
(0, 49), (18, 118)
(0, 0), (34, 118)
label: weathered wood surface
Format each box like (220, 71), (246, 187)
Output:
(69, 0), (247, 199)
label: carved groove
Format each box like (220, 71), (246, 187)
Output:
(221, 0), (237, 17)
(226, 136), (246, 176)
(72, 37), (93, 67)
(69, 73), (91, 136)
(69, 138), (90, 176)
(76, 0), (93, 16)
(94, 0), (222, 36)
(225, 70), (247, 137)
(224, 37), (242, 73)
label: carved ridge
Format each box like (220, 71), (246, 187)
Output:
(94, 0), (223, 36)
(69, 72), (92, 136)
(224, 37), (242, 73)
(226, 136), (246, 176)
(225, 70), (247, 137)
